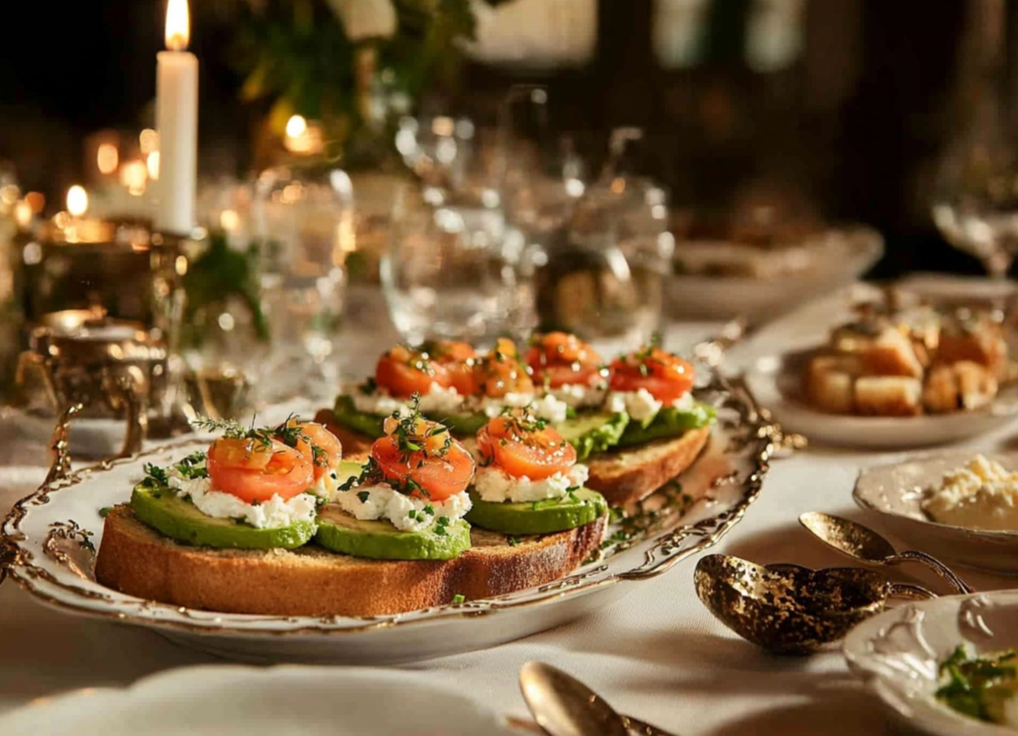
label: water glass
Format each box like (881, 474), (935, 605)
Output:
(252, 164), (354, 403)
(381, 188), (520, 346)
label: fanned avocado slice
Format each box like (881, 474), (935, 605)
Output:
(332, 395), (386, 439)
(616, 402), (716, 447)
(465, 488), (607, 535)
(315, 506), (471, 560)
(553, 411), (630, 460)
(131, 485), (317, 550)
(332, 395), (487, 438)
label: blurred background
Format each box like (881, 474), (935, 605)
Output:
(6, 0), (1018, 427)
(0, 0), (1011, 277)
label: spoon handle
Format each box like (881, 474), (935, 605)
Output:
(893, 550), (974, 595)
(886, 581), (937, 601)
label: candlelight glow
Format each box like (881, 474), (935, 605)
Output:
(140, 128), (160, 155)
(14, 201), (32, 228)
(286, 115), (308, 139)
(219, 209), (240, 232)
(66, 185), (88, 217)
(147, 151), (161, 180)
(25, 192), (45, 213)
(121, 160), (148, 196)
(165, 0), (190, 51)
(97, 143), (119, 175)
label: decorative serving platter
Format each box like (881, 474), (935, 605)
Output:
(1, 372), (777, 665)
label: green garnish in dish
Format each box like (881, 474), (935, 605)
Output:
(935, 645), (1018, 724)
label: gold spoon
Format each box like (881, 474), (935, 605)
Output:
(798, 512), (974, 594)
(694, 554), (935, 655)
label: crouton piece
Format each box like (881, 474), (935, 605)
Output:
(854, 376), (922, 417)
(860, 328), (924, 378)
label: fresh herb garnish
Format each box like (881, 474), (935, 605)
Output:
(935, 646), (1018, 724)
(451, 593), (466, 604)
(508, 537), (520, 547)
(357, 491), (370, 503)
(141, 463), (170, 489)
(174, 451), (209, 479)
(98, 506), (112, 518)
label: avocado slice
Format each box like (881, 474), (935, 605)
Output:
(332, 395), (386, 438)
(429, 411), (487, 435)
(315, 506), (471, 560)
(616, 403), (716, 448)
(130, 485), (317, 550)
(465, 488), (607, 535)
(554, 411), (629, 460)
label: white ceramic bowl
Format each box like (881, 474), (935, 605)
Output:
(854, 450), (1018, 573)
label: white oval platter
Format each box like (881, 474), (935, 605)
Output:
(1, 375), (775, 665)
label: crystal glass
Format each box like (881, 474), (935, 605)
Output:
(932, 87), (1018, 280)
(252, 163), (354, 403)
(573, 176), (672, 341)
(380, 186), (519, 346)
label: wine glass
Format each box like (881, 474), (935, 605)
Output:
(251, 163), (354, 404)
(932, 95), (1018, 280)
(380, 186), (520, 346)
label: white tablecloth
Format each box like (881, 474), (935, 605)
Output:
(1, 308), (1015, 735)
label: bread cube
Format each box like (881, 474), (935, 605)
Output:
(860, 328), (924, 378)
(854, 376), (922, 417)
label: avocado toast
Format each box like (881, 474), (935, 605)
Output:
(321, 333), (716, 507)
(95, 408), (609, 617)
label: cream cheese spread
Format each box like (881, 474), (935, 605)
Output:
(922, 455), (1018, 532)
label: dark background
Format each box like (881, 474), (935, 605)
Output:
(0, 0), (1003, 279)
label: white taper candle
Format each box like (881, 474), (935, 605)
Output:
(155, 0), (198, 235)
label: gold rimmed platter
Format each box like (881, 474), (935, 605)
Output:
(1, 373), (776, 665)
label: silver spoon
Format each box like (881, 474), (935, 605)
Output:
(519, 661), (678, 736)
(798, 512), (974, 594)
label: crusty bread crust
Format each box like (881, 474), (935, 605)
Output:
(95, 506), (607, 617)
(583, 426), (711, 506)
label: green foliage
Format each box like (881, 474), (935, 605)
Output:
(225, 0), (509, 147)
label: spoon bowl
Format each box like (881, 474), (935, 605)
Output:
(693, 554), (935, 655)
(519, 661), (629, 736)
(798, 511), (974, 594)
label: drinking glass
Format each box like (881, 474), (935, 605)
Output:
(252, 163), (354, 403)
(380, 186), (519, 346)
(932, 92), (1018, 280)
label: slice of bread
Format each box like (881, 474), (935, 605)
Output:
(95, 506), (607, 617)
(583, 426), (710, 506)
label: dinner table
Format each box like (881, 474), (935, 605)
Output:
(1, 284), (1014, 735)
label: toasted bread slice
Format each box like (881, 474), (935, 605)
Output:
(584, 426), (710, 506)
(94, 506), (607, 617)
(854, 376), (922, 417)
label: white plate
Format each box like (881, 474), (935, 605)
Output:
(1, 373), (774, 665)
(666, 226), (883, 321)
(743, 347), (1018, 449)
(0, 664), (518, 735)
(843, 591), (1018, 736)
(854, 450), (1018, 573)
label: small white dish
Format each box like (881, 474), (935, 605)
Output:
(743, 347), (1018, 449)
(843, 591), (1018, 736)
(666, 226), (883, 321)
(0, 664), (518, 735)
(854, 450), (1018, 573)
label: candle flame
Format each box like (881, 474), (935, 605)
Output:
(66, 185), (88, 217)
(165, 0), (190, 51)
(97, 143), (119, 175)
(285, 115), (308, 139)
